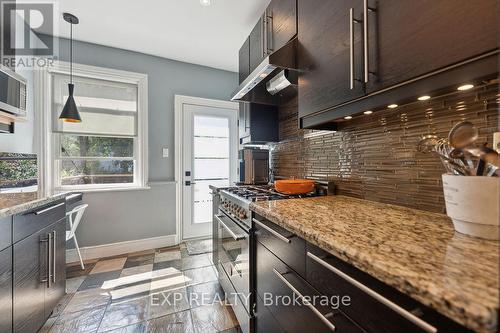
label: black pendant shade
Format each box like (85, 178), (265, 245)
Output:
(59, 83), (81, 123)
(59, 13), (81, 123)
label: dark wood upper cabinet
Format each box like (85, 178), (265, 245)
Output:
(239, 102), (279, 145)
(366, 0), (498, 92)
(298, 0), (365, 119)
(297, 0), (498, 128)
(239, 37), (250, 84)
(266, 0), (297, 54)
(239, 0), (297, 83)
(249, 17), (266, 74)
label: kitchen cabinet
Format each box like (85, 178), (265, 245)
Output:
(249, 17), (265, 74)
(239, 0), (297, 83)
(265, 0), (297, 55)
(297, 0), (499, 128)
(239, 102), (279, 145)
(0, 246), (13, 333)
(252, 214), (473, 333)
(366, 0), (498, 93)
(239, 37), (250, 84)
(13, 200), (66, 333)
(13, 225), (48, 333)
(297, 0), (366, 120)
(44, 220), (66, 318)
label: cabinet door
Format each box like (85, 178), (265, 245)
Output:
(44, 219), (66, 318)
(239, 37), (250, 83)
(367, 0), (498, 92)
(256, 242), (363, 332)
(13, 229), (48, 333)
(0, 247), (12, 333)
(266, 0), (296, 53)
(239, 103), (250, 141)
(249, 17), (265, 73)
(298, 0), (365, 119)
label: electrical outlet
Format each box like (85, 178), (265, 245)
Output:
(162, 148), (169, 158)
(493, 132), (500, 153)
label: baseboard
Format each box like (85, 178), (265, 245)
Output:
(66, 234), (177, 264)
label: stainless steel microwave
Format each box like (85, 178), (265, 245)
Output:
(0, 65), (27, 117)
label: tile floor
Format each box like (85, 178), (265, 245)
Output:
(40, 241), (240, 333)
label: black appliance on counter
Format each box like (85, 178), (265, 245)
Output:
(239, 148), (270, 185)
(211, 184), (327, 333)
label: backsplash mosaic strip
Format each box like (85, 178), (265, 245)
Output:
(270, 82), (500, 213)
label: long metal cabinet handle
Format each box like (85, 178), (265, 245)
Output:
(33, 202), (65, 215)
(273, 268), (336, 331)
(47, 232), (52, 288)
(262, 13), (267, 57)
(267, 11), (274, 53)
(52, 230), (57, 283)
(363, 0), (369, 83)
(253, 218), (290, 243)
(215, 215), (246, 240)
(306, 252), (437, 333)
(349, 8), (355, 89)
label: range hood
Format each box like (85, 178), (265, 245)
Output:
(231, 38), (297, 105)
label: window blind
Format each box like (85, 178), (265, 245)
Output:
(52, 73), (138, 137)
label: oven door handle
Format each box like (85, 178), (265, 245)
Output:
(215, 215), (247, 241)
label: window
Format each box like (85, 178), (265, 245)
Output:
(43, 63), (148, 191)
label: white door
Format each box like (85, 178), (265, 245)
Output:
(180, 99), (238, 240)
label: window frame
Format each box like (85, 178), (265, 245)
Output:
(36, 61), (149, 194)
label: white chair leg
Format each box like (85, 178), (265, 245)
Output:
(73, 236), (85, 270)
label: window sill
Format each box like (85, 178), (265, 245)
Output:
(54, 185), (151, 194)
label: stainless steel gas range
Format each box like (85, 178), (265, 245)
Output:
(211, 185), (326, 333)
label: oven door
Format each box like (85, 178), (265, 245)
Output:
(215, 212), (251, 312)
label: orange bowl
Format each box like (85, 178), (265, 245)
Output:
(274, 179), (315, 195)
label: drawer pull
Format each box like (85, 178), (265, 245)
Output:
(215, 215), (246, 241)
(52, 230), (57, 283)
(33, 202), (65, 216)
(253, 218), (291, 244)
(306, 252), (437, 333)
(273, 268), (336, 331)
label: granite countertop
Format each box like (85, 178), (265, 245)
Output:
(250, 196), (499, 333)
(0, 192), (70, 219)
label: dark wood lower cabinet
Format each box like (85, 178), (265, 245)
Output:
(13, 214), (66, 333)
(13, 227), (47, 333)
(255, 241), (364, 333)
(0, 247), (13, 333)
(44, 219), (66, 318)
(253, 214), (473, 333)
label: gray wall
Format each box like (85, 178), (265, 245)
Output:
(47, 36), (238, 247)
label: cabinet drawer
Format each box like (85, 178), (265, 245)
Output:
(0, 216), (12, 251)
(255, 293), (284, 333)
(253, 214), (305, 276)
(13, 200), (66, 243)
(306, 243), (470, 333)
(256, 241), (364, 333)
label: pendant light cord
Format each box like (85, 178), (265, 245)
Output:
(70, 22), (73, 84)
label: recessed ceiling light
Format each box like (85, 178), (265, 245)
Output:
(344, 116), (353, 120)
(418, 95), (431, 101)
(457, 84), (474, 91)
(363, 110), (373, 115)
(200, 0), (212, 6)
(387, 104), (398, 109)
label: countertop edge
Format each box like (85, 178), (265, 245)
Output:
(0, 192), (71, 219)
(249, 198), (498, 333)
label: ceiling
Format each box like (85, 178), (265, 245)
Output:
(49, 0), (270, 72)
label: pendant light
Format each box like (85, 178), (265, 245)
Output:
(59, 13), (81, 123)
